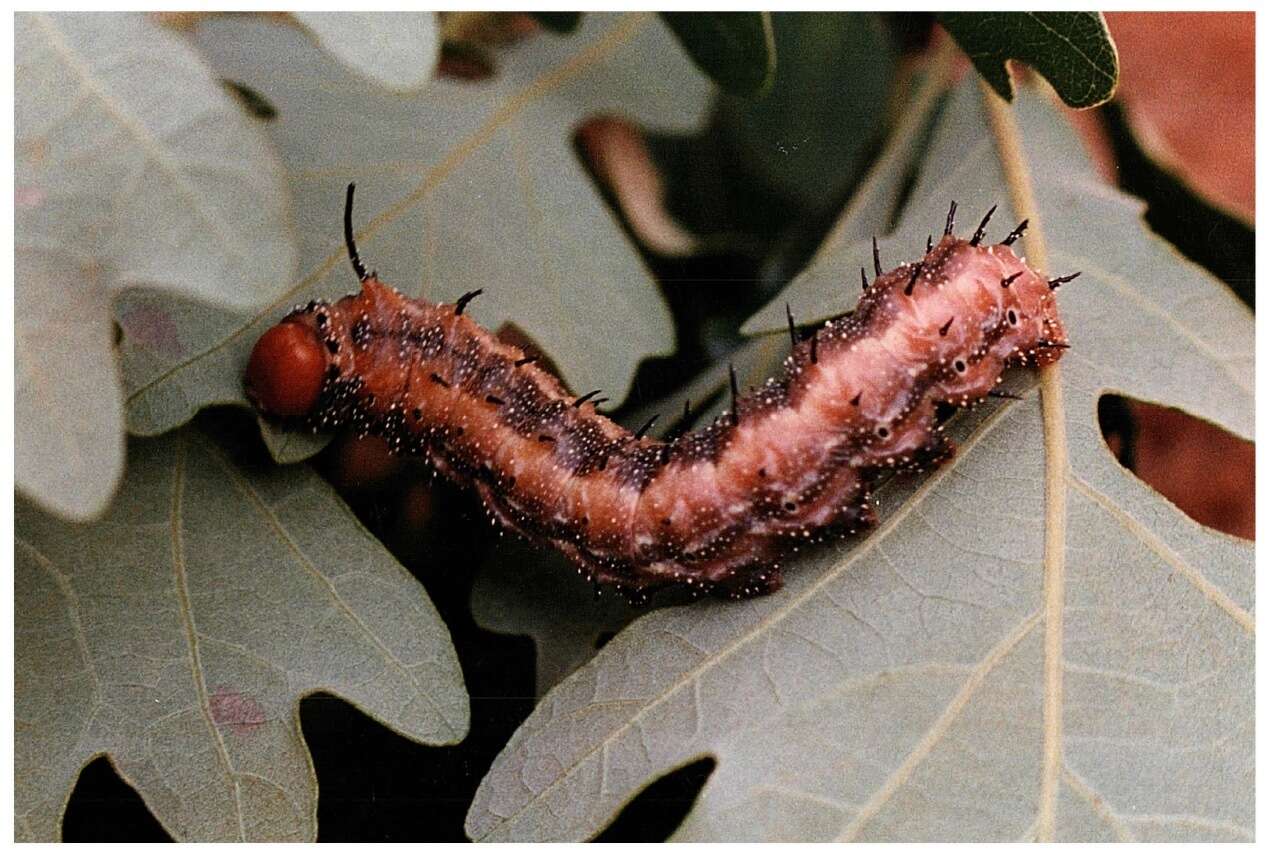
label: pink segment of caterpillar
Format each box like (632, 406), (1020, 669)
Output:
(245, 190), (1070, 604)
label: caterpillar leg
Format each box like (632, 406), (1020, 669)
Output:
(711, 562), (785, 600)
(907, 434), (956, 472)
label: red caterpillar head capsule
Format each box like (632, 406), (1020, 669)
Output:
(246, 183), (373, 420)
(244, 319), (327, 419)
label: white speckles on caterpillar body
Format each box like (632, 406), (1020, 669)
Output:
(245, 188), (1073, 605)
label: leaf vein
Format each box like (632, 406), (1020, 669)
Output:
(167, 435), (248, 841)
(834, 610), (1042, 841)
(202, 436), (465, 739)
(1068, 473), (1254, 633)
(31, 13), (254, 269)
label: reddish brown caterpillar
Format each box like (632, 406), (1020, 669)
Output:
(246, 186), (1073, 604)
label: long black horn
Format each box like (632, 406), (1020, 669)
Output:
(344, 183), (370, 281)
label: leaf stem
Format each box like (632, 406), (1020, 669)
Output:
(980, 79), (1068, 843)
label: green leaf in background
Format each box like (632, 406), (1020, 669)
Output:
(711, 12), (896, 222)
(465, 80), (1252, 842)
(660, 12), (776, 97)
(938, 12), (1118, 108)
(531, 12), (583, 35)
(119, 12), (713, 463)
(294, 11), (441, 91)
(15, 12), (297, 518)
(15, 420), (468, 841)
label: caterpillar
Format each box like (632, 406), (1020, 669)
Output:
(245, 186), (1073, 604)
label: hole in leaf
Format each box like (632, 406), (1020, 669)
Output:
(1097, 394), (1136, 468)
(62, 756), (171, 841)
(592, 756), (715, 842)
(1099, 394), (1253, 540)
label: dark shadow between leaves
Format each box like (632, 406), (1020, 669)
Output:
(437, 42), (495, 82)
(1098, 393), (1253, 541)
(222, 79), (278, 121)
(1100, 102), (1254, 309)
(302, 679), (535, 841)
(591, 756), (716, 842)
(62, 756), (172, 842)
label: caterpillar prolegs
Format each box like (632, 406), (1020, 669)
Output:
(245, 187), (1072, 604)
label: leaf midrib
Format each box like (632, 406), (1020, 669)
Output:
(168, 435), (250, 841)
(977, 78), (1070, 843)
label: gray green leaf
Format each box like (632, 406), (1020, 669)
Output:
(294, 12), (441, 92)
(939, 12), (1118, 108)
(15, 249), (125, 523)
(15, 11), (296, 518)
(465, 80), (1252, 842)
(15, 423), (467, 841)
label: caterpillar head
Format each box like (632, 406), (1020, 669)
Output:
(245, 314), (328, 419)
